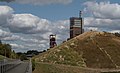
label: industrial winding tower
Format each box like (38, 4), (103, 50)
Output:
(70, 11), (84, 39)
(50, 34), (57, 48)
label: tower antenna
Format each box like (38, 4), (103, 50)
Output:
(79, 11), (82, 18)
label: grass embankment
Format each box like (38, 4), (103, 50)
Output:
(34, 38), (86, 67)
(33, 62), (100, 73)
(32, 59), (36, 71)
(33, 31), (120, 69)
(0, 55), (5, 60)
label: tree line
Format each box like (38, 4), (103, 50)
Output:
(0, 40), (49, 60)
(0, 40), (17, 59)
(114, 32), (120, 37)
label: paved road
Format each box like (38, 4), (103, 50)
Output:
(6, 62), (29, 73)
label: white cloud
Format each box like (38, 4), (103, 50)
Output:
(0, 6), (13, 14)
(15, 0), (72, 5)
(10, 43), (25, 49)
(84, 17), (120, 30)
(84, 1), (120, 19)
(0, 29), (11, 38)
(0, 6), (70, 52)
(8, 14), (40, 33)
(110, 30), (120, 33)
(7, 13), (53, 34)
(84, 1), (120, 32)
(2, 35), (22, 41)
(85, 27), (98, 31)
(0, 6), (13, 26)
(0, 6), (70, 35)
(31, 19), (51, 34)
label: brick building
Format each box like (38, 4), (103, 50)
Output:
(70, 11), (84, 39)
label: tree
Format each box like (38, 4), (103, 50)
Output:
(0, 40), (2, 44)
(27, 50), (39, 55)
(20, 54), (27, 61)
(115, 32), (120, 37)
(4, 44), (12, 58)
(11, 50), (17, 59)
(16, 52), (28, 60)
(0, 43), (17, 59)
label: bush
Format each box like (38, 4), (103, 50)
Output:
(32, 59), (36, 71)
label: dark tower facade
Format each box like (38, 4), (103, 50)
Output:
(70, 11), (84, 39)
(50, 34), (57, 48)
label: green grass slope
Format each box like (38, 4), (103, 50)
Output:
(0, 55), (5, 60)
(33, 62), (100, 73)
(34, 38), (86, 67)
(34, 31), (120, 69)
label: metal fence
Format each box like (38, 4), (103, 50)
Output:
(26, 59), (32, 73)
(0, 59), (21, 73)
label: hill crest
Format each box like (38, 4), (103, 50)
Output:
(34, 31), (120, 69)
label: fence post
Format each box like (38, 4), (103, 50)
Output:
(0, 61), (1, 73)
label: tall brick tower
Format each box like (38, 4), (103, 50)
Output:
(50, 34), (57, 48)
(70, 11), (84, 39)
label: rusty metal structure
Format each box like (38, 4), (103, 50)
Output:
(70, 11), (84, 39)
(49, 34), (57, 48)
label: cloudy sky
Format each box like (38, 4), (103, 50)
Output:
(0, 0), (120, 52)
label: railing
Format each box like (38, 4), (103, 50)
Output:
(0, 59), (21, 73)
(25, 59), (32, 73)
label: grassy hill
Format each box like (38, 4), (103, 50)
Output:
(33, 31), (120, 69)
(33, 62), (100, 73)
(0, 55), (5, 60)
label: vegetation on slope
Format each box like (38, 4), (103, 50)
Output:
(0, 41), (17, 59)
(34, 38), (86, 67)
(33, 62), (100, 73)
(0, 55), (5, 60)
(34, 31), (120, 69)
